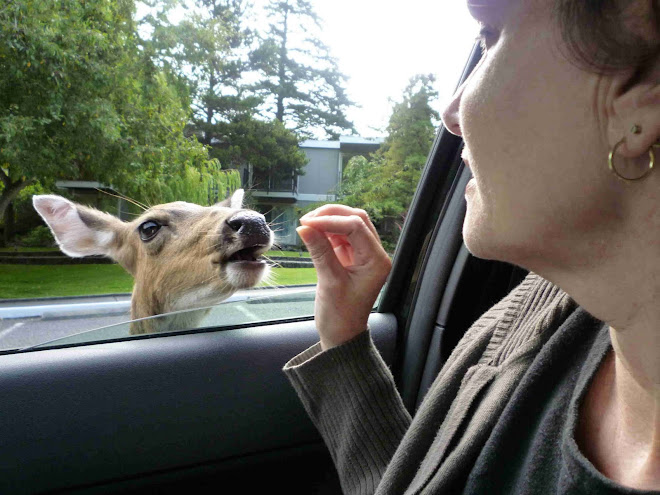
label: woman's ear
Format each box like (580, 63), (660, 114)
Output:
(608, 60), (660, 158)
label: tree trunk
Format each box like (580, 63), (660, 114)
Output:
(203, 69), (217, 146)
(275, 5), (289, 122)
(0, 177), (33, 224)
(3, 201), (14, 246)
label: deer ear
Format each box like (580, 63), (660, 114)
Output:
(230, 189), (244, 209)
(33, 195), (120, 258)
(218, 188), (245, 209)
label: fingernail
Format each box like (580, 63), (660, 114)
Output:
(296, 226), (311, 242)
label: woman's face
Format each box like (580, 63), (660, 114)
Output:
(442, 0), (628, 271)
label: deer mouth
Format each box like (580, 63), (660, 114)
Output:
(225, 245), (267, 264)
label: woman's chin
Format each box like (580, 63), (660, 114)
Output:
(462, 217), (494, 260)
(463, 209), (514, 263)
(462, 192), (494, 259)
(463, 214), (543, 272)
(463, 189), (518, 262)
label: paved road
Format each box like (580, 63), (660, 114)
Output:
(0, 286), (315, 352)
(0, 313), (132, 352)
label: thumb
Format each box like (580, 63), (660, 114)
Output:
(296, 226), (345, 278)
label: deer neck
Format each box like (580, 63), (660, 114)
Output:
(130, 284), (164, 321)
(129, 284), (213, 335)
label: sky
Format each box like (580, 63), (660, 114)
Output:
(139, 1), (479, 139)
(304, 0), (479, 138)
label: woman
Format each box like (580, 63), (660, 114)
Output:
(284, 0), (660, 493)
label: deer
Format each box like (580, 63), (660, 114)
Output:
(32, 189), (274, 334)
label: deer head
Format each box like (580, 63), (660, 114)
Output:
(33, 190), (273, 334)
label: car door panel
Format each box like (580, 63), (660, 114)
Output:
(397, 164), (469, 411)
(0, 313), (396, 494)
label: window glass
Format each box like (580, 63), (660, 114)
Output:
(24, 288), (317, 350)
(0, 0), (476, 352)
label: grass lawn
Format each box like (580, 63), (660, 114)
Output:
(267, 250), (310, 258)
(265, 267), (316, 287)
(0, 247), (61, 252)
(0, 264), (316, 299)
(0, 265), (134, 299)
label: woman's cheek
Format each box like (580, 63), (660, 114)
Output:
(459, 55), (499, 147)
(457, 60), (484, 142)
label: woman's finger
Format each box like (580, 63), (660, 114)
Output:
(326, 232), (349, 249)
(302, 204), (380, 241)
(332, 243), (352, 267)
(296, 226), (347, 279)
(300, 215), (384, 266)
(324, 234), (353, 266)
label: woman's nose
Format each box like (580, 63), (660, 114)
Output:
(441, 82), (465, 137)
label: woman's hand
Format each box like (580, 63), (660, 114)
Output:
(297, 205), (392, 351)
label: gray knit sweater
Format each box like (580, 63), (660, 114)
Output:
(283, 274), (660, 494)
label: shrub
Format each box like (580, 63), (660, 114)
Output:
(20, 226), (55, 248)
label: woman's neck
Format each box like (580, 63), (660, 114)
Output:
(608, 325), (660, 479)
(577, 342), (660, 490)
(533, 236), (660, 489)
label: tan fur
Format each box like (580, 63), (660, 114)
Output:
(33, 193), (272, 335)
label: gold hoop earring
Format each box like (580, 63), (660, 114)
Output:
(608, 137), (657, 181)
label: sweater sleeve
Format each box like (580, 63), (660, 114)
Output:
(283, 330), (412, 495)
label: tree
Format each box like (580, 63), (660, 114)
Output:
(0, 0), (221, 241)
(211, 116), (307, 185)
(144, 0), (307, 186)
(140, 162), (241, 206)
(337, 74), (439, 248)
(252, 0), (354, 139)
(144, 0), (259, 144)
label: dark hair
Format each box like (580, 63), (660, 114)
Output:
(556, 0), (659, 73)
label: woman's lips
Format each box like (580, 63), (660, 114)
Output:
(465, 177), (476, 195)
(461, 151), (471, 169)
(463, 153), (475, 195)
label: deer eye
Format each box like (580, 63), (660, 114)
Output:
(138, 220), (161, 242)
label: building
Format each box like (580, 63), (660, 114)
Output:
(52, 136), (383, 248)
(240, 136), (382, 247)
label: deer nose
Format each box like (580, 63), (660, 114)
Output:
(226, 212), (271, 244)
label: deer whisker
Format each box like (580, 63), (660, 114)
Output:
(95, 188), (148, 211)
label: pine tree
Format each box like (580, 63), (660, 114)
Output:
(337, 74), (439, 248)
(145, 0), (307, 183)
(145, 0), (259, 145)
(252, 0), (354, 138)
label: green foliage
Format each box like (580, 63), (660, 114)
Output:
(146, 0), (306, 181)
(139, 162), (241, 206)
(18, 225), (54, 247)
(0, 0), (219, 221)
(6, 181), (48, 234)
(211, 117), (307, 180)
(337, 74), (439, 246)
(255, 0), (354, 138)
(145, 0), (259, 132)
